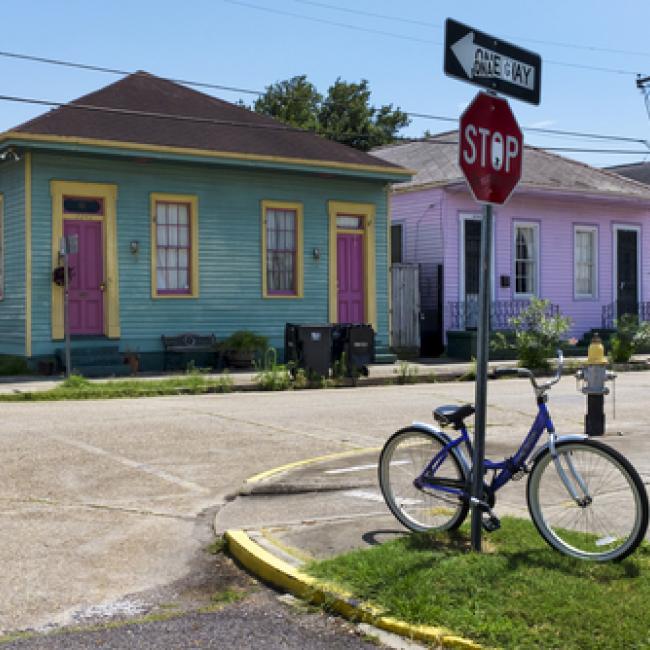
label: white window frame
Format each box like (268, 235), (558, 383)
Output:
(574, 225), (598, 299)
(513, 221), (539, 298)
(458, 212), (495, 301)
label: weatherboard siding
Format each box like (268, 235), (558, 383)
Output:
(0, 160), (26, 355)
(390, 188), (445, 312)
(28, 152), (389, 356)
(392, 186), (650, 340)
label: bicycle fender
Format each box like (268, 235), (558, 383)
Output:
(529, 434), (588, 465)
(410, 421), (451, 441)
(410, 422), (471, 474)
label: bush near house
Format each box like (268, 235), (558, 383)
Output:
(609, 314), (650, 363)
(492, 298), (572, 370)
(219, 331), (268, 368)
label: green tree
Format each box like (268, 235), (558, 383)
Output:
(253, 75), (410, 151)
(254, 75), (322, 131)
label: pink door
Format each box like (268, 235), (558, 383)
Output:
(64, 220), (104, 335)
(337, 233), (364, 323)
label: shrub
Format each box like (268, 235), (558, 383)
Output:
(393, 361), (418, 384)
(501, 298), (571, 370)
(609, 314), (650, 363)
(0, 355), (32, 376)
(254, 347), (291, 391)
(220, 330), (268, 354)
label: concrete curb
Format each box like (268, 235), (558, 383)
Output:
(225, 529), (481, 650)
(224, 448), (482, 649)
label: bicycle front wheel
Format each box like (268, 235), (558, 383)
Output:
(379, 426), (469, 533)
(527, 439), (649, 561)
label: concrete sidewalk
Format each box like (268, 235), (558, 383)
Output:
(0, 358), (491, 394)
(3, 354), (647, 395)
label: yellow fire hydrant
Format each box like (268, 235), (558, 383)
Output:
(575, 334), (616, 436)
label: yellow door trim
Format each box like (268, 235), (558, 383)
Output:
(327, 200), (376, 330)
(50, 181), (119, 339)
(25, 153), (32, 357)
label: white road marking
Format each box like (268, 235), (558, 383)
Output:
(51, 435), (210, 494)
(325, 460), (410, 475)
(342, 489), (385, 502)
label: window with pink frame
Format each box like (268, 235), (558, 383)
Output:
(155, 201), (191, 294)
(266, 207), (297, 295)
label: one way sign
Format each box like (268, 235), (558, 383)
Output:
(444, 18), (541, 105)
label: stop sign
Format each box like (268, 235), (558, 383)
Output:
(459, 92), (523, 204)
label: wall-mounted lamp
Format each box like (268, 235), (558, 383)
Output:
(0, 148), (21, 162)
(312, 247), (320, 260)
(130, 240), (139, 254)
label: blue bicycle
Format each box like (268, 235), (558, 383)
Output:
(379, 352), (649, 561)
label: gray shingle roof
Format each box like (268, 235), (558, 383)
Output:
(6, 72), (408, 175)
(372, 132), (650, 199)
(607, 162), (650, 186)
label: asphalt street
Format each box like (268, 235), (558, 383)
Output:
(1, 370), (648, 646)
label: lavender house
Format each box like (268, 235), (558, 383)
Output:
(373, 133), (650, 357)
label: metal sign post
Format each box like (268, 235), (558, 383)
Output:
(444, 18), (540, 552)
(470, 203), (492, 552)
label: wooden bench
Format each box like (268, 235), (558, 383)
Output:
(161, 333), (217, 371)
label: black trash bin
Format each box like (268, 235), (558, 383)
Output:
(284, 323), (332, 378)
(331, 323), (375, 377)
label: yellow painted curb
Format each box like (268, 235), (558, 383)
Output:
(225, 529), (482, 649)
(245, 446), (381, 484)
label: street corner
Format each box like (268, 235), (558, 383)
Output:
(215, 447), (409, 563)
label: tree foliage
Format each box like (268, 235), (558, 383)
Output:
(254, 75), (410, 151)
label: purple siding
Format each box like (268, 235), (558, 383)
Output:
(391, 186), (650, 339)
(391, 189), (445, 311)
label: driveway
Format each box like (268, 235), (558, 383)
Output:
(1, 374), (648, 634)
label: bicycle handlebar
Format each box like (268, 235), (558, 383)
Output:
(493, 349), (564, 394)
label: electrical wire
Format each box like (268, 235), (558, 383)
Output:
(222, 0), (435, 44)
(0, 91), (646, 156)
(291, 0), (650, 60)
(0, 48), (647, 149)
(0, 94), (300, 132)
(224, 0), (642, 76)
(0, 50), (263, 97)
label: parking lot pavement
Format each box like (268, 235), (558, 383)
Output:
(1, 372), (649, 635)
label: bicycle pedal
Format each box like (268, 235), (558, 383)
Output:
(481, 515), (501, 533)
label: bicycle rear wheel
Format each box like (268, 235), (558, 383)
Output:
(527, 439), (649, 561)
(378, 426), (469, 533)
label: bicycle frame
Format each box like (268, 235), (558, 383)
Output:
(417, 398), (555, 504)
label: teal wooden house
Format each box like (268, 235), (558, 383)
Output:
(0, 72), (410, 373)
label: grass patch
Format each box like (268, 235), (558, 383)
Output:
(206, 536), (227, 555)
(0, 373), (234, 401)
(305, 517), (650, 650)
(209, 588), (248, 606)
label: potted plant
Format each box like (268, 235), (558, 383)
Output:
(220, 330), (268, 368)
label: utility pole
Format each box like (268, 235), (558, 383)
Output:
(636, 74), (650, 119)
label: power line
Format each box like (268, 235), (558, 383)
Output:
(223, 0), (434, 44)
(291, 0), (650, 60)
(0, 93), (299, 132)
(408, 112), (649, 147)
(0, 92), (647, 156)
(224, 0), (642, 76)
(0, 50), (263, 97)
(0, 49), (648, 149)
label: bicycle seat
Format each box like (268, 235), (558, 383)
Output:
(433, 404), (475, 428)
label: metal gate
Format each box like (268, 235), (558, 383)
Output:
(390, 263), (421, 351)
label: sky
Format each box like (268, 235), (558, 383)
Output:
(1, 0), (650, 168)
